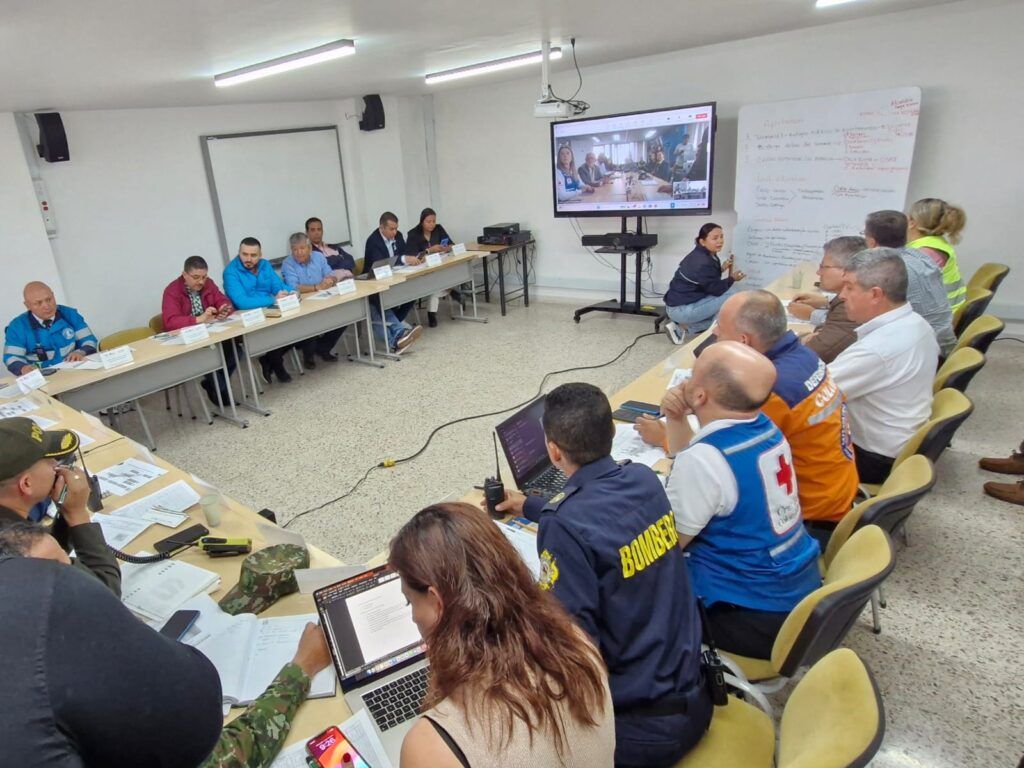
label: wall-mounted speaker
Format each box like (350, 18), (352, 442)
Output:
(35, 112), (70, 162)
(358, 95), (385, 132)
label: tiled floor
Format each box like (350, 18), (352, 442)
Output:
(128, 299), (1023, 767)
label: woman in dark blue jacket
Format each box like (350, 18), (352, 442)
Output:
(663, 223), (745, 340)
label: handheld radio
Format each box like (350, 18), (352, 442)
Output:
(483, 433), (506, 519)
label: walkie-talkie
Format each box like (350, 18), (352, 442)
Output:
(483, 433), (506, 519)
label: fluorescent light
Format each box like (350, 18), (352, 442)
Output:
(815, 0), (862, 7)
(425, 47), (561, 85)
(645, 129), (657, 138)
(214, 40), (355, 87)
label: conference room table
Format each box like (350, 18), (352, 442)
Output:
(0, 386), (124, 455)
(561, 172), (674, 205)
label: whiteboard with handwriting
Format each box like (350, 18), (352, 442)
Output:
(732, 87), (921, 285)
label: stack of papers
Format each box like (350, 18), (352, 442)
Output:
(95, 458), (168, 497)
(110, 479), (199, 527)
(92, 513), (153, 549)
(0, 398), (39, 417)
(612, 423), (668, 468)
(120, 557), (221, 623)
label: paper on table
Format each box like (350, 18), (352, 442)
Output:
(295, 565), (367, 594)
(120, 556), (221, 623)
(495, 521), (541, 580)
(0, 383), (21, 398)
(52, 359), (103, 370)
(243, 615), (336, 703)
(338, 708), (393, 768)
(267, 741), (308, 768)
(173, 593), (237, 647)
(612, 423), (668, 468)
(111, 479), (199, 526)
(95, 458), (168, 497)
(257, 521), (306, 548)
(73, 429), (96, 448)
(207, 317), (240, 333)
(0, 398), (39, 418)
(92, 513), (153, 549)
(666, 368), (692, 390)
(27, 414), (58, 429)
(347, 577), (421, 662)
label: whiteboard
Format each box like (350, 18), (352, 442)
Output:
(733, 87), (921, 285)
(201, 127), (351, 266)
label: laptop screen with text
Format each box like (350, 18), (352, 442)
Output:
(496, 398), (549, 488)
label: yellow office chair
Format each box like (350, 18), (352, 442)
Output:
(860, 389), (973, 497)
(966, 262), (1010, 294)
(99, 327), (157, 449)
(718, 526), (895, 706)
(148, 314), (164, 334)
(952, 315), (1005, 356)
(933, 347), (985, 394)
(676, 648), (885, 768)
(824, 456), (935, 633)
(952, 286), (993, 336)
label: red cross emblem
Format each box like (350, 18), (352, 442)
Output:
(776, 455), (794, 495)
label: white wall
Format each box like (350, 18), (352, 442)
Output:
(432, 0), (1024, 317)
(14, 96), (431, 337)
(0, 113), (66, 323)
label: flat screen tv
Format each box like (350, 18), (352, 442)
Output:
(551, 102), (716, 218)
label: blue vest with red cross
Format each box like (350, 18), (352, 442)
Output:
(685, 413), (821, 613)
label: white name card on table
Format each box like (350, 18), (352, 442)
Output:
(426, 253), (444, 267)
(16, 368), (46, 393)
(276, 294), (301, 315)
(451, 242), (467, 255)
(179, 323), (211, 345)
(240, 309), (265, 328)
(100, 346), (134, 370)
(373, 264), (394, 280)
(335, 278), (357, 295)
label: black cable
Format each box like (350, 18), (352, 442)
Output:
(993, 336), (1024, 344)
(282, 330), (661, 527)
(546, 38), (589, 115)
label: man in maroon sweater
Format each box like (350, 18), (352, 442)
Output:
(161, 255), (237, 406)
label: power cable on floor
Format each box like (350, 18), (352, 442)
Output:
(282, 330), (661, 528)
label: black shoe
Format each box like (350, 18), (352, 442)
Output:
(274, 364), (293, 383)
(319, 351), (339, 363)
(259, 358), (274, 383)
(428, 312), (438, 328)
(450, 289), (465, 310)
(303, 354), (316, 369)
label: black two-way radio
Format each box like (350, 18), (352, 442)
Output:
(483, 433), (506, 519)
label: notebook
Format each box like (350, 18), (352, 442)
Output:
(196, 612), (336, 709)
(120, 557), (221, 623)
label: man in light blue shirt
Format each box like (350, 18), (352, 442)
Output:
(223, 236), (296, 384)
(281, 233), (346, 368)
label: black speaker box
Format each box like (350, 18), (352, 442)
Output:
(359, 95), (385, 131)
(35, 112), (70, 162)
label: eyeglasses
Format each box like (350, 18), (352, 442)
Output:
(818, 262), (843, 270)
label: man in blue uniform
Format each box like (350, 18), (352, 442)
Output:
(495, 382), (712, 768)
(4, 282), (98, 375)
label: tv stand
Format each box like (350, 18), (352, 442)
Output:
(573, 216), (662, 326)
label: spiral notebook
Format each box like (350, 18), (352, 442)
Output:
(120, 557), (221, 623)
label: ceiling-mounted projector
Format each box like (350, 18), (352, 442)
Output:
(534, 99), (573, 119)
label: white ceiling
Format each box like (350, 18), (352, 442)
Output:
(1, 0), (955, 113)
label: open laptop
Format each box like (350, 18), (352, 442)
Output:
(314, 565), (428, 764)
(495, 398), (567, 496)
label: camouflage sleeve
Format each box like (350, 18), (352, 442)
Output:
(200, 662), (311, 768)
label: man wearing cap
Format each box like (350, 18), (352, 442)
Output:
(4, 281), (99, 375)
(0, 417), (120, 595)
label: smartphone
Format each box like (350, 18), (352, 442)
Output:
(159, 609), (200, 640)
(153, 523), (210, 555)
(306, 726), (370, 768)
(440, 237), (449, 247)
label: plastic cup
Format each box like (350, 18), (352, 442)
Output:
(790, 271), (804, 289)
(199, 493), (223, 527)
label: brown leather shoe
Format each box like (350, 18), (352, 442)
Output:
(983, 480), (1024, 506)
(979, 442), (1024, 474)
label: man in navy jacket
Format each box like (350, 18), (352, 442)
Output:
(364, 212), (423, 353)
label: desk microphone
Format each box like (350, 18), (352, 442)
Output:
(483, 433), (506, 519)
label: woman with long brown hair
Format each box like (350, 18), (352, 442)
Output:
(390, 502), (614, 768)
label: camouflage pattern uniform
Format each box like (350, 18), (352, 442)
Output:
(201, 661), (311, 768)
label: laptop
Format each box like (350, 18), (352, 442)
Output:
(314, 565), (429, 764)
(494, 398), (567, 496)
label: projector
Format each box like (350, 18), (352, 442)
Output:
(534, 99), (573, 119)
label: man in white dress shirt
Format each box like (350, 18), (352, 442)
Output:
(829, 248), (940, 483)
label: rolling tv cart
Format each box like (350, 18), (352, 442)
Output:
(573, 217), (662, 327)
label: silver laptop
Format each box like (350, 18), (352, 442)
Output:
(314, 564), (429, 764)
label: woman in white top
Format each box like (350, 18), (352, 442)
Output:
(392, 503), (615, 768)
(554, 144), (594, 202)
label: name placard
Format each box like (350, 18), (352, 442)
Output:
(373, 265), (394, 280)
(451, 243), (467, 255)
(426, 253), (444, 267)
(179, 323), (211, 345)
(100, 346), (134, 370)
(335, 279), (357, 295)
(16, 368), (46, 393)
(240, 309), (266, 328)
(276, 294), (301, 315)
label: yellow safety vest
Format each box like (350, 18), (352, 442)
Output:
(908, 235), (966, 311)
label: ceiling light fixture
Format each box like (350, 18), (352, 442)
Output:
(814, 0), (862, 7)
(425, 47), (562, 85)
(214, 39), (355, 88)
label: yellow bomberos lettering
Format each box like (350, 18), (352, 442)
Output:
(619, 512), (679, 579)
